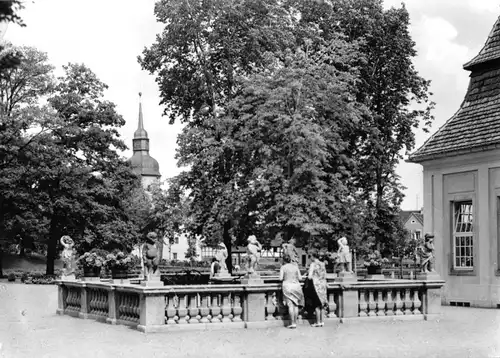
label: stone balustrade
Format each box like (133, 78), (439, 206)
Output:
(56, 278), (444, 332)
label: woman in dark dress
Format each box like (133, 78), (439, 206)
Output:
(306, 249), (327, 327)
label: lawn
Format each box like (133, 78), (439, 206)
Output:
(2, 252), (62, 274)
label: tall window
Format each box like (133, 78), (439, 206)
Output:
(415, 230), (422, 241)
(173, 253), (178, 260)
(453, 201), (474, 269)
(174, 237), (179, 244)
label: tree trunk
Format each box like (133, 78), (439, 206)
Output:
(46, 216), (60, 275)
(0, 246), (3, 278)
(223, 220), (232, 273)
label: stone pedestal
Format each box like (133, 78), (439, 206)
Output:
(340, 289), (359, 320)
(417, 271), (441, 281)
(141, 272), (163, 287)
(335, 271), (358, 283)
(241, 273), (264, 285)
(216, 268), (231, 278)
(365, 274), (385, 280)
(61, 274), (76, 281)
(82, 276), (100, 282)
(138, 294), (166, 332)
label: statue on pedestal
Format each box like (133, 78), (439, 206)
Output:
(418, 233), (435, 273)
(60, 235), (76, 277)
(142, 232), (160, 280)
(246, 235), (262, 275)
(282, 237), (299, 266)
(337, 237), (352, 273)
(215, 242), (228, 271)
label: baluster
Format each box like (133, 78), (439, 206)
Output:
(122, 295), (129, 320)
(327, 292), (337, 318)
(102, 291), (107, 314)
(127, 295), (133, 320)
(188, 293), (199, 324)
(376, 290), (386, 316)
(358, 290), (368, 317)
(133, 295), (139, 319)
(94, 290), (99, 313)
(385, 290), (395, 316)
(210, 294), (221, 323)
(118, 294), (125, 320)
(394, 289), (404, 315)
(265, 292), (276, 320)
(88, 290), (93, 313)
(94, 290), (100, 313)
(228, 293), (235, 321)
(199, 294), (210, 323)
(367, 290), (377, 317)
(176, 294), (188, 324)
(413, 289), (422, 315)
(67, 290), (73, 309)
(98, 290), (103, 314)
(232, 294), (243, 322)
(403, 289), (413, 315)
(221, 293), (232, 323)
(166, 295), (177, 324)
(173, 295), (180, 323)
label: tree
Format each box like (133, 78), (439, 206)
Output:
(295, 0), (434, 252)
(141, 0), (433, 262)
(0, 0), (26, 277)
(140, 0), (300, 270)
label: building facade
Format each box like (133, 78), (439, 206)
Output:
(400, 210), (423, 241)
(409, 16), (500, 308)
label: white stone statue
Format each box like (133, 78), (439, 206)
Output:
(60, 235), (76, 277)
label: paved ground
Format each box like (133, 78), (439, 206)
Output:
(0, 282), (499, 358)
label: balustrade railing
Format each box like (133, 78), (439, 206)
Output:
(357, 284), (424, 317)
(56, 277), (444, 332)
(65, 286), (82, 313)
(163, 287), (244, 325)
(88, 287), (109, 317)
(117, 291), (140, 324)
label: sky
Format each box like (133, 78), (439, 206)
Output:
(5, 0), (500, 210)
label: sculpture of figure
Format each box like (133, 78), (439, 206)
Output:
(246, 235), (262, 274)
(215, 242), (228, 271)
(419, 233), (435, 273)
(337, 237), (352, 273)
(282, 237), (299, 266)
(60, 235), (75, 276)
(210, 257), (221, 279)
(142, 232), (160, 279)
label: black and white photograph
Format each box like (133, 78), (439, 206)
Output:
(1, 0), (499, 357)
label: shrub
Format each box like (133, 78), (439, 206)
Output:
(77, 249), (107, 270)
(103, 250), (137, 271)
(21, 272), (28, 283)
(7, 273), (16, 282)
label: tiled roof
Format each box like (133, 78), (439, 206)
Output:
(399, 211), (423, 226)
(463, 17), (500, 70)
(409, 16), (500, 163)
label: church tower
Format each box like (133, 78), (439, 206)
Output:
(128, 93), (161, 189)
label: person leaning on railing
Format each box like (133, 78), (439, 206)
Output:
(279, 253), (304, 329)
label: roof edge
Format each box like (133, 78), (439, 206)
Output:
(407, 142), (500, 164)
(463, 16), (500, 71)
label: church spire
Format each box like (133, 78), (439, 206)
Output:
(134, 92), (148, 139)
(128, 92), (161, 185)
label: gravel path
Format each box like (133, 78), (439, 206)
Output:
(0, 282), (499, 358)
